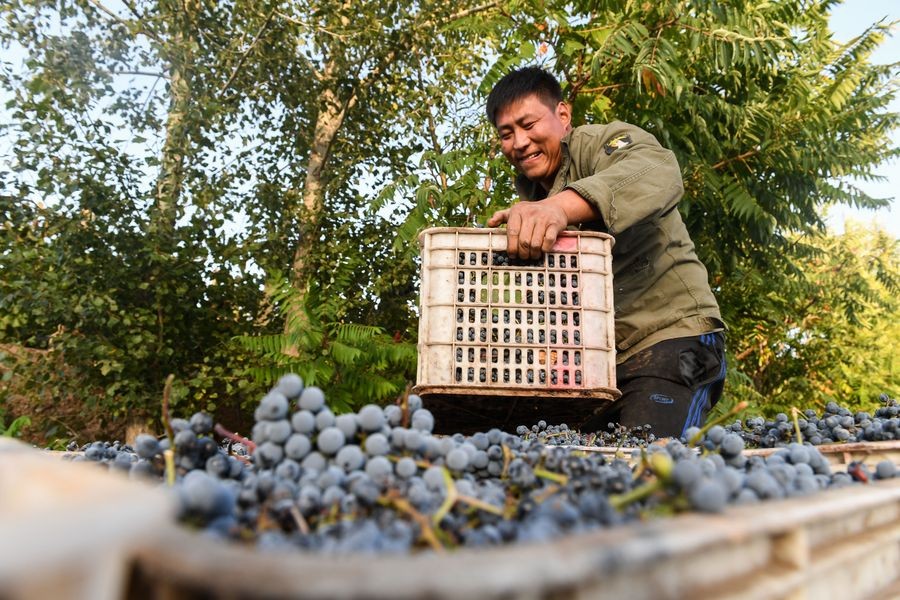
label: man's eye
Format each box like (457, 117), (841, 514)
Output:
(523, 121), (536, 129)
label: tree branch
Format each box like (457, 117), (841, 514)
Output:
(113, 70), (170, 79)
(712, 149), (758, 170)
(220, 8), (278, 93)
(86, 0), (163, 44)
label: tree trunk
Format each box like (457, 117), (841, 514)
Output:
(285, 58), (356, 339)
(149, 0), (197, 353)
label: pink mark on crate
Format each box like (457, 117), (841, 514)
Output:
(551, 237), (577, 252)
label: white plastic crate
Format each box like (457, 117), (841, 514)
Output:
(415, 227), (618, 400)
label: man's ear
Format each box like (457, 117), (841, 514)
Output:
(556, 101), (572, 128)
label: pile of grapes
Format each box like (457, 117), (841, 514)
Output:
(516, 421), (658, 448)
(514, 396), (900, 451)
(724, 397), (900, 448)
(65, 376), (899, 554)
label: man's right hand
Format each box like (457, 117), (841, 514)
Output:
(487, 201), (567, 259)
(487, 190), (599, 259)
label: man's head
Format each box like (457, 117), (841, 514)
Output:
(487, 67), (571, 190)
(485, 67), (563, 127)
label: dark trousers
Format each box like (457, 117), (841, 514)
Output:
(589, 332), (727, 438)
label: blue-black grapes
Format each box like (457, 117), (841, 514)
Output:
(64, 379), (900, 554)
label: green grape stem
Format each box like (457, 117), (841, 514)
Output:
(688, 401), (750, 447)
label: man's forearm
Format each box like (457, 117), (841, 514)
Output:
(541, 189), (601, 226)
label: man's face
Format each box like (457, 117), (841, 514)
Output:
(495, 94), (572, 190)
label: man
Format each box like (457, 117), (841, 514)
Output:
(485, 66), (726, 438)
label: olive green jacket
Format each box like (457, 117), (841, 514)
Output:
(515, 121), (724, 363)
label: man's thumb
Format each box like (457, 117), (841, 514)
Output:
(487, 209), (509, 227)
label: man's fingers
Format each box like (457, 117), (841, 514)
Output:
(518, 219), (537, 258)
(506, 211), (521, 256)
(541, 222), (563, 254)
(487, 209), (510, 227)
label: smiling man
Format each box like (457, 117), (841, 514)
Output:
(485, 67), (726, 438)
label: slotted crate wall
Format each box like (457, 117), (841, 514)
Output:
(415, 227), (618, 399)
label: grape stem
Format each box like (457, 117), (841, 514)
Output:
(534, 467), (568, 485)
(609, 478), (663, 511)
(289, 504), (310, 535)
(384, 491), (445, 552)
(399, 384), (412, 428)
(457, 494), (503, 515)
(791, 406), (804, 444)
(687, 401), (749, 447)
(163, 448), (176, 487)
(432, 467), (458, 525)
(161, 373), (176, 443)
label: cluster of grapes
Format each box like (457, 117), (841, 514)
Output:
(65, 377), (900, 554)
(491, 252), (544, 268)
(67, 412), (245, 481)
(626, 422), (895, 513)
(726, 397), (900, 448)
(516, 420), (657, 448)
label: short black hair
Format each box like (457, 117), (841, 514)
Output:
(485, 67), (563, 126)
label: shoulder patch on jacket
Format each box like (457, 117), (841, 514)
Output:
(603, 133), (632, 155)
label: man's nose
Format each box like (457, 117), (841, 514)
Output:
(512, 128), (529, 150)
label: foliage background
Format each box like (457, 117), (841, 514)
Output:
(0, 0), (897, 444)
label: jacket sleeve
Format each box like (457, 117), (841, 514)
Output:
(564, 122), (684, 236)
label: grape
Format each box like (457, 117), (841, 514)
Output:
(446, 448), (469, 472)
(179, 470), (235, 519)
(190, 412), (214, 435)
(335, 445), (365, 472)
(174, 429), (198, 452)
(316, 427), (346, 455)
(301, 451), (326, 473)
(364, 456), (393, 484)
(395, 457), (418, 479)
(423, 466), (446, 491)
(335, 414), (358, 439)
(672, 459), (702, 490)
(719, 433), (744, 457)
(317, 465), (346, 489)
(206, 454), (230, 478)
(407, 394), (423, 413)
(298, 387), (326, 412)
(254, 442), (284, 468)
(875, 460), (897, 479)
(322, 485), (346, 507)
(315, 409), (336, 431)
(403, 429), (425, 453)
(363, 433), (390, 456)
(267, 419), (292, 444)
(688, 478), (727, 513)
(256, 392), (289, 421)
(357, 404), (385, 432)
(134, 434), (161, 459)
(411, 409), (434, 433)
(274, 373), (304, 399)
(291, 410), (316, 434)
(274, 459), (301, 482)
(284, 434), (312, 461)
(383, 405), (402, 426)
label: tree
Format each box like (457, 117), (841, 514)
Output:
(0, 0), (275, 430)
(714, 224), (899, 415)
(385, 0), (899, 415)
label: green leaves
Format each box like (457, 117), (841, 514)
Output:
(236, 273), (417, 414)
